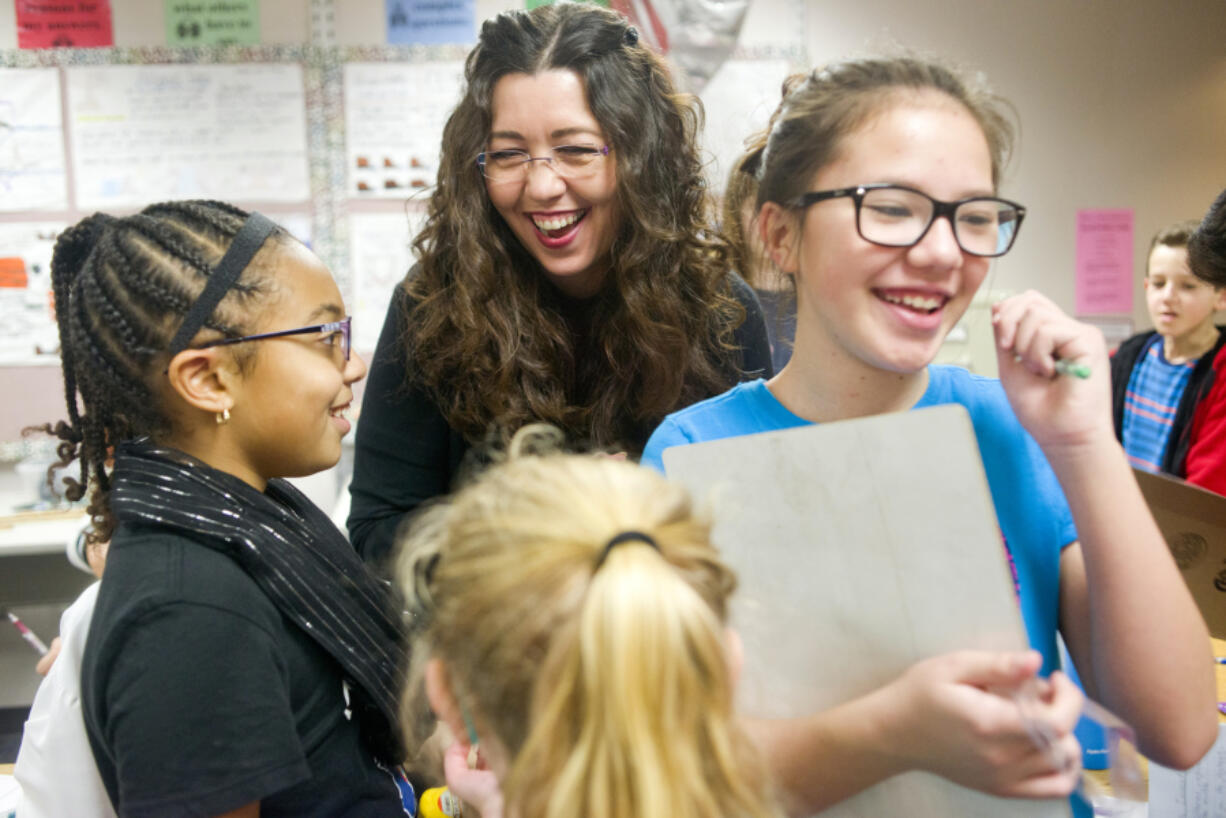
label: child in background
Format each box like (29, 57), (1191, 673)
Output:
(396, 429), (782, 818)
(725, 152), (794, 371)
(1111, 221), (1226, 492)
(642, 58), (1216, 816)
(42, 202), (412, 817)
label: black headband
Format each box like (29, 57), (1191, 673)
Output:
(166, 212), (278, 358)
(595, 530), (659, 569)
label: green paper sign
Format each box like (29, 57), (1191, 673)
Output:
(166, 0), (260, 46)
(525, 0), (608, 8)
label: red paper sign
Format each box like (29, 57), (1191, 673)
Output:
(17, 1), (114, 49)
(0, 258), (29, 288)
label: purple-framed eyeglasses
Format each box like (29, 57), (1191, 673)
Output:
(195, 316), (351, 361)
(476, 144), (611, 182)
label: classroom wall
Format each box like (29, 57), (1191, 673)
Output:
(2, 0), (1224, 441)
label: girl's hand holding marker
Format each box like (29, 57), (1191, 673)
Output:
(992, 291), (1113, 451)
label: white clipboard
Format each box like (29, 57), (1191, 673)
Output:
(663, 404), (1069, 818)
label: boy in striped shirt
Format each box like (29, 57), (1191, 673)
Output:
(1111, 221), (1226, 493)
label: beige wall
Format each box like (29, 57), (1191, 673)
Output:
(794, 0), (1226, 332)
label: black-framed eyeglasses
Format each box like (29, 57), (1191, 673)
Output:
(195, 316), (351, 361)
(476, 144), (611, 183)
(790, 184), (1026, 258)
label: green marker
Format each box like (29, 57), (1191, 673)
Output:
(1053, 358), (1092, 379)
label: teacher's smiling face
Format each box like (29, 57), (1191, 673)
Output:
(483, 69), (621, 300)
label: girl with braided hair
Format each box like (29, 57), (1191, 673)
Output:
(396, 429), (784, 818)
(39, 201), (414, 817)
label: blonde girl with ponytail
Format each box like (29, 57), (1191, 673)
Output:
(397, 430), (782, 818)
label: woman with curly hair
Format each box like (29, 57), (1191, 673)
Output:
(348, 2), (772, 565)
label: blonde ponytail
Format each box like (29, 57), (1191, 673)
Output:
(398, 436), (781, 818)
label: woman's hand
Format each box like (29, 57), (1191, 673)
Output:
(887, 649), (1084, 799)
(991, 291), (1114, 454)
(442, 740), (503, 818)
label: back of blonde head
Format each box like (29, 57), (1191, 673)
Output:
(398, 430), (780, 818)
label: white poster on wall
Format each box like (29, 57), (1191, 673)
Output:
(348, 209), (426, 352)
(66, 63), (310, 209)
(343, 62), (465, 198)
(0, 68), (69, 213)
(0, 222), (65, 363)
(698, 59), (793, 194)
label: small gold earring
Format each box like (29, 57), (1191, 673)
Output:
(216, 407), (231, 425)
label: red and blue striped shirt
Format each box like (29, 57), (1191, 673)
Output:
(1122, 335), (1198, 472)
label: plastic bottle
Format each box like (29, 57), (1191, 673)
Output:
(418, 786), (464, 818)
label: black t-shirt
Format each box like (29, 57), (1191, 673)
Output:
(81, 523), (407, 818)
(347, 271), (774, 567)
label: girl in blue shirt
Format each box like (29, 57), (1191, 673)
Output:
(643, 57), (1216, 815)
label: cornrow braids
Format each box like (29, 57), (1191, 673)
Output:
(34, 200), (287, 542)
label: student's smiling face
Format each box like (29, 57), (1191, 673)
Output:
(774, 92), (995, 376)
(484, 69), (621, 299)
(223, 241), (366, 487)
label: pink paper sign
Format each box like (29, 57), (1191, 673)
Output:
(17, 1), (114, 49)
(1075, 208), (1134, 316)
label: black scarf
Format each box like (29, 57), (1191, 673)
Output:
(109, 438), (408, 762)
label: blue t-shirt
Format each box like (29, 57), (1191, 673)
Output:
(1121, 335), (1197, 473)
(643, 367), (1091, 815)
(642, 367), (1075, 674)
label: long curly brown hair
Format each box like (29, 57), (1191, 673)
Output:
(404, 3), (745, 454)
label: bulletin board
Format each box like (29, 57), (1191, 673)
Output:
(0, 0), (806, 444)
(0, 43), (320, 367)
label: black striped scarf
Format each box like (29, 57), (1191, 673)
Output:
(109, 438), (408, 762)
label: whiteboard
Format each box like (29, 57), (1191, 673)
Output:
(66, 63), (310, 208)
(664, 405), (1069, 818)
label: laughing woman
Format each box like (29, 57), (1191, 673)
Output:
(348, 2), (772, 566)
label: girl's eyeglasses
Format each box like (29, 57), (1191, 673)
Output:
(195, 316), (351, 361)
(790, 184), (1027, 258)
(476, 145), (611, 183)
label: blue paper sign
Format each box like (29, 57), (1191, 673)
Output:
(386, 0), (475, 45)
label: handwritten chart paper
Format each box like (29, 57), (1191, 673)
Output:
(1149, 724), (1226, 817)
(67, 63), (310, 209)
(1074, 208), (1134, 316)
(0, 222), (64, 363)
(349, 210), (425, 352)
(343, 62), (464, 198)
(0, 68), (68, 212)
(664, 407), (1068, 818)
(16, 0), (113, 49)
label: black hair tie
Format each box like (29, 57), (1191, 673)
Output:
(595, 530), (658, 569)
(166, 212), (277, 359)
(623, 26), (639, 47)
